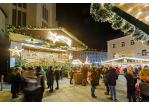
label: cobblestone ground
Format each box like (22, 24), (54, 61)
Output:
(0, 75), (141, 102)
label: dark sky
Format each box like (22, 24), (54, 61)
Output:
(56, 3), (121, 51)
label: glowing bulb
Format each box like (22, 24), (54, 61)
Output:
(146, 19), (149, 21)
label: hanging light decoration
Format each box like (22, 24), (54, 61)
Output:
(69, 53), (73, 60)
(25, 39), (39, 44)
(50, 52), (54, 58)
(30, 50), (38, 56)
(9, 46), (24, 56)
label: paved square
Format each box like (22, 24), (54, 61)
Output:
(0, 75), (141, 102)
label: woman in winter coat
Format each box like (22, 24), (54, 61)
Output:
(11, 67), (22, 99)
(91, 68), (98, 98)
(47, 66), (54, 92)
(124, 67), (137, 102)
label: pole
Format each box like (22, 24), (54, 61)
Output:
(1, 75), (4, 91)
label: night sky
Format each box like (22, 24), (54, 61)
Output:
(56, 3), (121, 51)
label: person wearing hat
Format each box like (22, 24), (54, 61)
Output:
(139, 65), (149, 81)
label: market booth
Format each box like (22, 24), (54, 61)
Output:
(7, 26), (88, 69)
(69, 57), (91, 84)
(102, 57), (149, 74)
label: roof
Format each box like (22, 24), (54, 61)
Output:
(0, 7), (7, 18)
(108, 32), (125, 41)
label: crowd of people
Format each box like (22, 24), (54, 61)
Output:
(8, 64), (149, 102)
(9, 65), (63, 102)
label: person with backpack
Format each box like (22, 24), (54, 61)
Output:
(107, 67), (118, 101)
(47, 66), (54, 92)
(90, 67), (98, 98)
(54, 66), (61, 90)
(22, 67), (44, 102)
(10, 67), (22, 99)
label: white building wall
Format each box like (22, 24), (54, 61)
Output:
(107, 35), (149, 60)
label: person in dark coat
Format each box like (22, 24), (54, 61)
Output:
(11, 67), (22, 99)
(91, 67), (98, 98)
(107, 67), (118, 100)
(54, 66), (61, 90)
(60, 66), (64, 79)
(103, 67), (110, 95)
(81, 65), (88, 86)
(47, 66), (54, 92)
(124, 67), (137, 102)
(96, 66), (102, 86)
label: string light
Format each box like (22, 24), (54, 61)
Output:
(69, 54), (73, 60)
(72, 59), (82, 64)
(25, 39), (39, 44)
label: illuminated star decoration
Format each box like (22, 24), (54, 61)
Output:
(49, 32), (72, 47)
(69, 54), (73, 60)
(50, 52), (54, 57)
(30, 50), (38, 56)
(9, 46), (24, 56)
(49, 32), (59, 44)
(42, 42), (56, 47)
(25, 39), (39, 44)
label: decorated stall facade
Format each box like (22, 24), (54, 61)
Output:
(2, 26), (88, 69)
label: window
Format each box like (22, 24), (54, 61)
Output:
(13, 3), (17, 6)
(90, 52), (92, 54)
(113, 44), (115, 48)
(18, 3), (22, 7)
(23, 3), (26, 9)
(42, 5), (48, 22)
(12, 9), (16, 26)
(130, 40), (134, 45)
(23, 12), (26, 26)
(121, 42), (125, 47)
(18, 11), (21, 26)
(142, 50), (147, 56)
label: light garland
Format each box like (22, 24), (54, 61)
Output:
(25, 39), (39, 44)
(30, 50), (38, 56)
(9, 46), (24, 56)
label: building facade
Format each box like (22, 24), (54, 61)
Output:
(107, 32), (149, 60)
(0, 3), (58, 30)
(73, 49), (107, 65)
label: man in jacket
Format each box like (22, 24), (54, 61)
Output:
(54, 66), (61, 89)
(81, 65), (88, 86)
(69, 67), (74, 84)
(107, 67), (118, 101)
(96, 66), (102, 86)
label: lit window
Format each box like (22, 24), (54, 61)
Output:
(142, 50), (147, 56)
(113, 44), (115, 48)
(130, 40), (134, 45)
(121, 42), (125, 47)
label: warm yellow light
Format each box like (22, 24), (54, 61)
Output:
(9, 46), (24, 56)
(119, 3), (124, 6)
(128, 8), (132, 13)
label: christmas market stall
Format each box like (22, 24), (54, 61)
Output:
(0, 26), (88, 80)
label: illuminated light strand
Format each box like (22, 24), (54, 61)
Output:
(25, 39), (39, 44)
(49, 32), (72, 47)
(72, 59), (82, 64)
(9, 46), (24, 56)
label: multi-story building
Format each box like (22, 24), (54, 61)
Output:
(0, 3), (58, 30)
(107, 32), (149, 60)
(73, 49), (107, 65)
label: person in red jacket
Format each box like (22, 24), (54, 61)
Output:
(116, 67), (119, 76)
